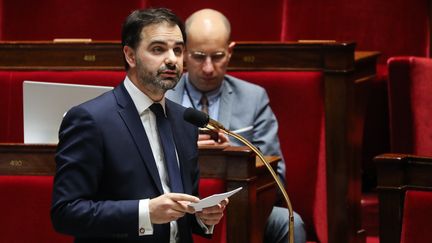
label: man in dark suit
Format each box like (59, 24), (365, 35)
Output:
(166, 9), (306, 243)
(51, 8), (227, 243)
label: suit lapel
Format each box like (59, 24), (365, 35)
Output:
(114, 84), (164, 194)
(218, 78), (234, 128)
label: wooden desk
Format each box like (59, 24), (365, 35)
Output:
(0, 143), (278, 243)
(375, 153), (432, 243)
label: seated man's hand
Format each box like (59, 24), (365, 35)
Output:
(198, 132), (230, 147)
(149, 193), (199, 224)
(195, 198), (229, 226)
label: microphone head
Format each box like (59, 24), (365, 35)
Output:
(183, 107), (209, 128)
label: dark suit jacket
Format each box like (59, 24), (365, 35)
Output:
(51, 82), (205, 243)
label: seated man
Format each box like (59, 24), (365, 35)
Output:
(166, 8), (306, 243)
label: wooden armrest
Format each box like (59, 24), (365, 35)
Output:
(374, 153), (432, 164)
(374, 152), (432, 243)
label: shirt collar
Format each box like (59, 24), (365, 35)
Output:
(185, 74), (223, 105)
(123, 76), (166, 115)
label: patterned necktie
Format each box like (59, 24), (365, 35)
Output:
(199, 93), (209, 114)
(149, 103), (184, 193)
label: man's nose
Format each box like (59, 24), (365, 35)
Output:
(165, 49), (178, 65)
(202, 57), (214, 74)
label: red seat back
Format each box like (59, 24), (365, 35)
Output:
(0, 175), (72, 242)
(387, 57), (432, 155)
(229, 71), (327, 243)
(195, 71), (327, 243)
(1, 0), (143, 40)
(283, 0), (430, 66)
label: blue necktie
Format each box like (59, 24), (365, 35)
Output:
(150, 103), (184, 193)
(199, 93), (209, 114)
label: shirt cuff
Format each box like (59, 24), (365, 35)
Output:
(195, 215), (215, 234)
(138, 199), (153, 236)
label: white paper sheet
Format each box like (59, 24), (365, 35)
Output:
(189, 187), (243, 211)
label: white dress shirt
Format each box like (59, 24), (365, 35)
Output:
(123, 76), (212, 242)
(123, 76), (179, 242)
(124, 76), (214, 243)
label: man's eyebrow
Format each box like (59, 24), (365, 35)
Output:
(148, 40), (185, 47)
(175, 41), (185, 47)
(148, 40), (167, 46)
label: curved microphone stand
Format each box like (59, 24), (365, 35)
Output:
(183, 108), (294, 243)
(205, 123), (294, 243)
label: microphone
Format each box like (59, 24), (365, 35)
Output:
(183, 107), (294, 243)
(183, 107), (226, 131)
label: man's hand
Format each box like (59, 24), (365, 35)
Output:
(198, 132), (229, 147)
(149, 193), (199, 224)
(196, 198), (229, 226)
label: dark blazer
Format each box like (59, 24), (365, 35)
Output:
(51, 82), (205, 243)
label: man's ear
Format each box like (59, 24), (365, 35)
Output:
(123, 46), (136, 68)
(227, 41), (236, 59)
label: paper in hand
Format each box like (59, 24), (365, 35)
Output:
(189, 187), (243, 211)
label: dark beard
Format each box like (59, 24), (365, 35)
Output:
(137, 60), (181, 91)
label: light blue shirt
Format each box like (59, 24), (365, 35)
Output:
(181, 75), (223, 120)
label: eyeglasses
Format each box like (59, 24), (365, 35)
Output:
(188, 51), (227, 64)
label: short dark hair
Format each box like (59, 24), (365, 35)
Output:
(121, 8), (186, 70)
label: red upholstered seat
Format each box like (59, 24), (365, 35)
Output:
(0, 175), (72, 242)
(194, 71), (326, 243)
(283, 1), (430, 236)
(387, 57), (432, 156)
(229, 71), (326, 243)
(385, 57), (432, 242)
(400, 190), (432, 243)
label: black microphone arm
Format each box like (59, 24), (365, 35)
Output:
(184, 108), (294, 243)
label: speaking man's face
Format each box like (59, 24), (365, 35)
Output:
(128, 22), (185, 92)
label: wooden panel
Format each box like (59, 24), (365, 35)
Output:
(0, 41), (124, 70)
(0, 143), (56, 175)
(0, 41), (377, 72)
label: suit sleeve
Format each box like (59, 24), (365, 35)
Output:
(252, 89), (287, 185)
(51, 106), (139, 238)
